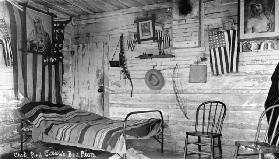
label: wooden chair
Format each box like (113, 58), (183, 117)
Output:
(20, 119), (32, 153)
(184, 101), (226, 159)
(234, 104), (279, 159)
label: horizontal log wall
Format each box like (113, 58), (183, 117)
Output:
(62, 0), (279, 158)
(0, 67), (22, 154)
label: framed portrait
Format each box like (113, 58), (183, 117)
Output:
(136, 18), (155, 44)
(26, 7), (53, 54)
(239, 0), (279, 40)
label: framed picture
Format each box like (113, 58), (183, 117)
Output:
(136, 18), (155, 44)
(239, 0), (279, 40)
(26, 7), (53, 54)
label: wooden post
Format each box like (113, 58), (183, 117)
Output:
(199, 0), (204, 47)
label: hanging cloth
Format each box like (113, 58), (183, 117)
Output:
(5, 0), (64, 103)
(264, 62), (279, 158)
(208, 29), (239, 75)
(0, 18), (13, 66)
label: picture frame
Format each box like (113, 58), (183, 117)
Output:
(136, 18), (155, 44)
(239, 0), (279, 40)
(26, 6), (53, 54)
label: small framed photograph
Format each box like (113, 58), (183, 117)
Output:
(136, 18), (155, 44)
(239, 0), (279, 40)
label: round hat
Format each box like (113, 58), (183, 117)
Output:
(145, 69), (165, 90)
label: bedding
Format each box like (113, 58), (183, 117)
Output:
(19, 102), (162, 155)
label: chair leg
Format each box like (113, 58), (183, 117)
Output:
(258, 153), (264, 159)
(198, 136), (201, 158)
(20, 131), (23, 153)
(233, 145), (239, 159)
(211, 138), (215, 159)
(218, 137), (222, 158)
(184, 134), (188, 159)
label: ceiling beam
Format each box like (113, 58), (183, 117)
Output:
(77, 2), (172, 21)
(31, 0), (78, 16)
(61, 0), (96, 14)
(78, 0), (103, 13)
(102, 0), (129, 9)
(94, 0), (119, 11)
(84, 0), (109, 12)
(127, 0), (149, 5)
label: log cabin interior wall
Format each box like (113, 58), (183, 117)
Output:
(62, 0), (277, 157)
(0, 0), (278, 157)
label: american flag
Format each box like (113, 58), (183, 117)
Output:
(3, 1), (63, 103)
(208, 29), (239, 75)
(156, 30), (171, 49)
(127, 39), (137, 51)
(0, 18), (13, 66)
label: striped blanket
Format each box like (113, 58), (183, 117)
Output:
(20, 102), (162, 155)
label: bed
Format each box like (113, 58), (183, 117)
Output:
(19, 102), (164, 157)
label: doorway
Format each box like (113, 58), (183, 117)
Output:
(70, 37), (109, 117)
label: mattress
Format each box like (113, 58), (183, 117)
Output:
(20, 102), (162, 155)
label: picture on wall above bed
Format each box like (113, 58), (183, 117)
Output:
(239, 0), (279, 40)
(26, 7), (52, 54)
(136, 18), (155, 44)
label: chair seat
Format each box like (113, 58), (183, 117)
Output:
(186, 131), (222, 138)
(235, 141), (279, 154)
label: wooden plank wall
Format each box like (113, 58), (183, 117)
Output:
(61, 0), (279, 158)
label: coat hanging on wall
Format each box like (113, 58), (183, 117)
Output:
(264, 62), (279, 158)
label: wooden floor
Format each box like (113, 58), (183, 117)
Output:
(0, 141), (261, 159)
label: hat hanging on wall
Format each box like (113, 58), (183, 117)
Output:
(145, 69), (165, 90)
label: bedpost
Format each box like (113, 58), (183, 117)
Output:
(161, 124), (164, 153)
(123, 110), (164, 156)
(20, 119), (23, 153)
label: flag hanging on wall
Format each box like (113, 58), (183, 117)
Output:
(208, 29), (239, 76)
(0, 19), (13, 67)
(127, 39), (136, 51)
(4, 1), (63, 103)
(156, 30), (171, 49)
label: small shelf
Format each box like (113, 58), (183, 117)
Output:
(136, 54), (175, 59)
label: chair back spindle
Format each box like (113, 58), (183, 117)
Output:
(256, 104), (279, 146)
(195, 101), (226, 134)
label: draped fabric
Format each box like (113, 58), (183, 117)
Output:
(208, 29), (239, 76)
(17, 53), (63, 103)
(0, 19), (13, 66)
(127, 39), (136, 51)
(264, 63), (279, 157)
(4, 1), (63, 103)
(156, 30), (171, 50)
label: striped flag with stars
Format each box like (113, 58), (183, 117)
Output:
(208, 29), (239, 75)
(0, 18), (13, 67)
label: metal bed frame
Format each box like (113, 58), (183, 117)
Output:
(122, 110), (164, 159)
(20, 110), (164, 158)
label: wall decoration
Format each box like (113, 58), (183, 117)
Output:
(136, 18), (155, 44)
(239, 0), (279, 40)
(208, 29), (239, 75)
(145, 69), (165, 90)
(241, 40), (275, 52)
(189, 65), (207, 83)
(119, 34), (133, 97)
(26, 7), (52, 54)
(0, 19), (13, 66)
